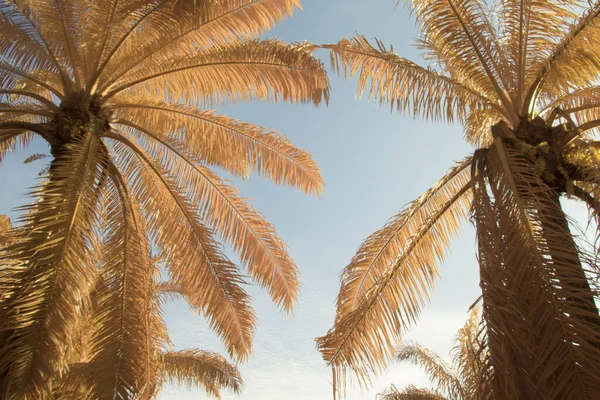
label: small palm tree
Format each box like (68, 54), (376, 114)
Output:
(0, 1), (328, 398)
(51, 259), (242, 399)
(379, 309), (486, 400)
(318, 1), (600, 398)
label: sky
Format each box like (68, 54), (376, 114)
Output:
(0, 1), (594, 399)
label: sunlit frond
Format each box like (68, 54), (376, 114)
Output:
(395, 343), (464, 399)
(111, 122), (302, 309)
(462, 107), (503, 147)
(325, 36), (496, 123)
(162, 350), (242, 399)
(499, 0), (579, 110)
(526, 2), (600, 108)
(100, 0), (303, 89)
(317, 158), (472, 389)
(111, 97), (324, 193)
(104, 39), (329, 106)
(105, 136), (256, 361)
(86, 175), (157, 400)
(379, 384), (447, 400)
(401, 0), (516, 120)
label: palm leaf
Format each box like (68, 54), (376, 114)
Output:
(104, 39), (329, 106)
(317, 159), (472, 388)
(161, 350), (242, 399)
(324, 36), (497, 123)
(105, 135), (256, 361)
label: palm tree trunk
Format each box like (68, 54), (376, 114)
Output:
(541, 192), (600, 329)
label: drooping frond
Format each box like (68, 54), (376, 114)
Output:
(104, 39), (329, 106)
(395, 343), (465, 399)
(0, 134), (107, 399)
(471, 142), (600, 399)
(317, 158), (472, 388)
(325, 36), (497, 123)
(105, 135), (256, 360)
(162, 350), (243, 399)
(112, 122), (302, 309)
(378, 384), (448, 400)
(86, 174), (157, 400)
(111, 97), (324, 193)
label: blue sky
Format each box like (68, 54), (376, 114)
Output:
(0, 1), (593, 399)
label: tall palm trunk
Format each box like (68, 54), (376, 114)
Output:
(473, 144), (600, 400)
(542, 192), (600, 329)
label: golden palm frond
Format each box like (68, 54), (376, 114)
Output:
(403, 0), (516, 118)
(451, 308), (487, 397)
(525, 2), (600, 108)
(380, 309), (486, 400)
(378, 384), (447, 400)
(85, 182), (158, 399)
(104, 39), (328, 106)
(317, 158), (472, 388)
(0, 0), (328, 396)
(110, 96), (324, 191)
(48, 258), (241, 399)
(105, 134), (257, 360)
(324, 36), (497, 123)
(395, 343), (464, 399)
(93, 0), (303, 90)
(0, 214), (11, 242)
(161, 350), (242, 399)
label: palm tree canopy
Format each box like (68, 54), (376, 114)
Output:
(0, 1), (328, 398)
(317, 1), (600, 397)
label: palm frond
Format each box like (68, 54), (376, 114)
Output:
(113, 121), (302, 309)
(378, 384), (448, 400)
(99, 0), (302, 89)
(325, 36), (497, 123)
(317, 159), (472, 388)
(86, 173), (157, 400)
(162, 350), (242, 399)
(395, 343), (465, 399)
(402, 0), (516, 120)
(525, 2), (600, 109)
(111, 98), (324, 193)
(462, 107), (502, 147)
(104, 39), (329, 106)
(499, 0), (579, 110)
(105, 135), (256, 361)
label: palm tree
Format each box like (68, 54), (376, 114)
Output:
(317, 1), (600, 398)
(378, 309), (487, 400)
(0, 1), (328, 398)
(52, 258), (243, 399)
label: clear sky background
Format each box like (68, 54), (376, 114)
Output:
(0, 1), (593, 399)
